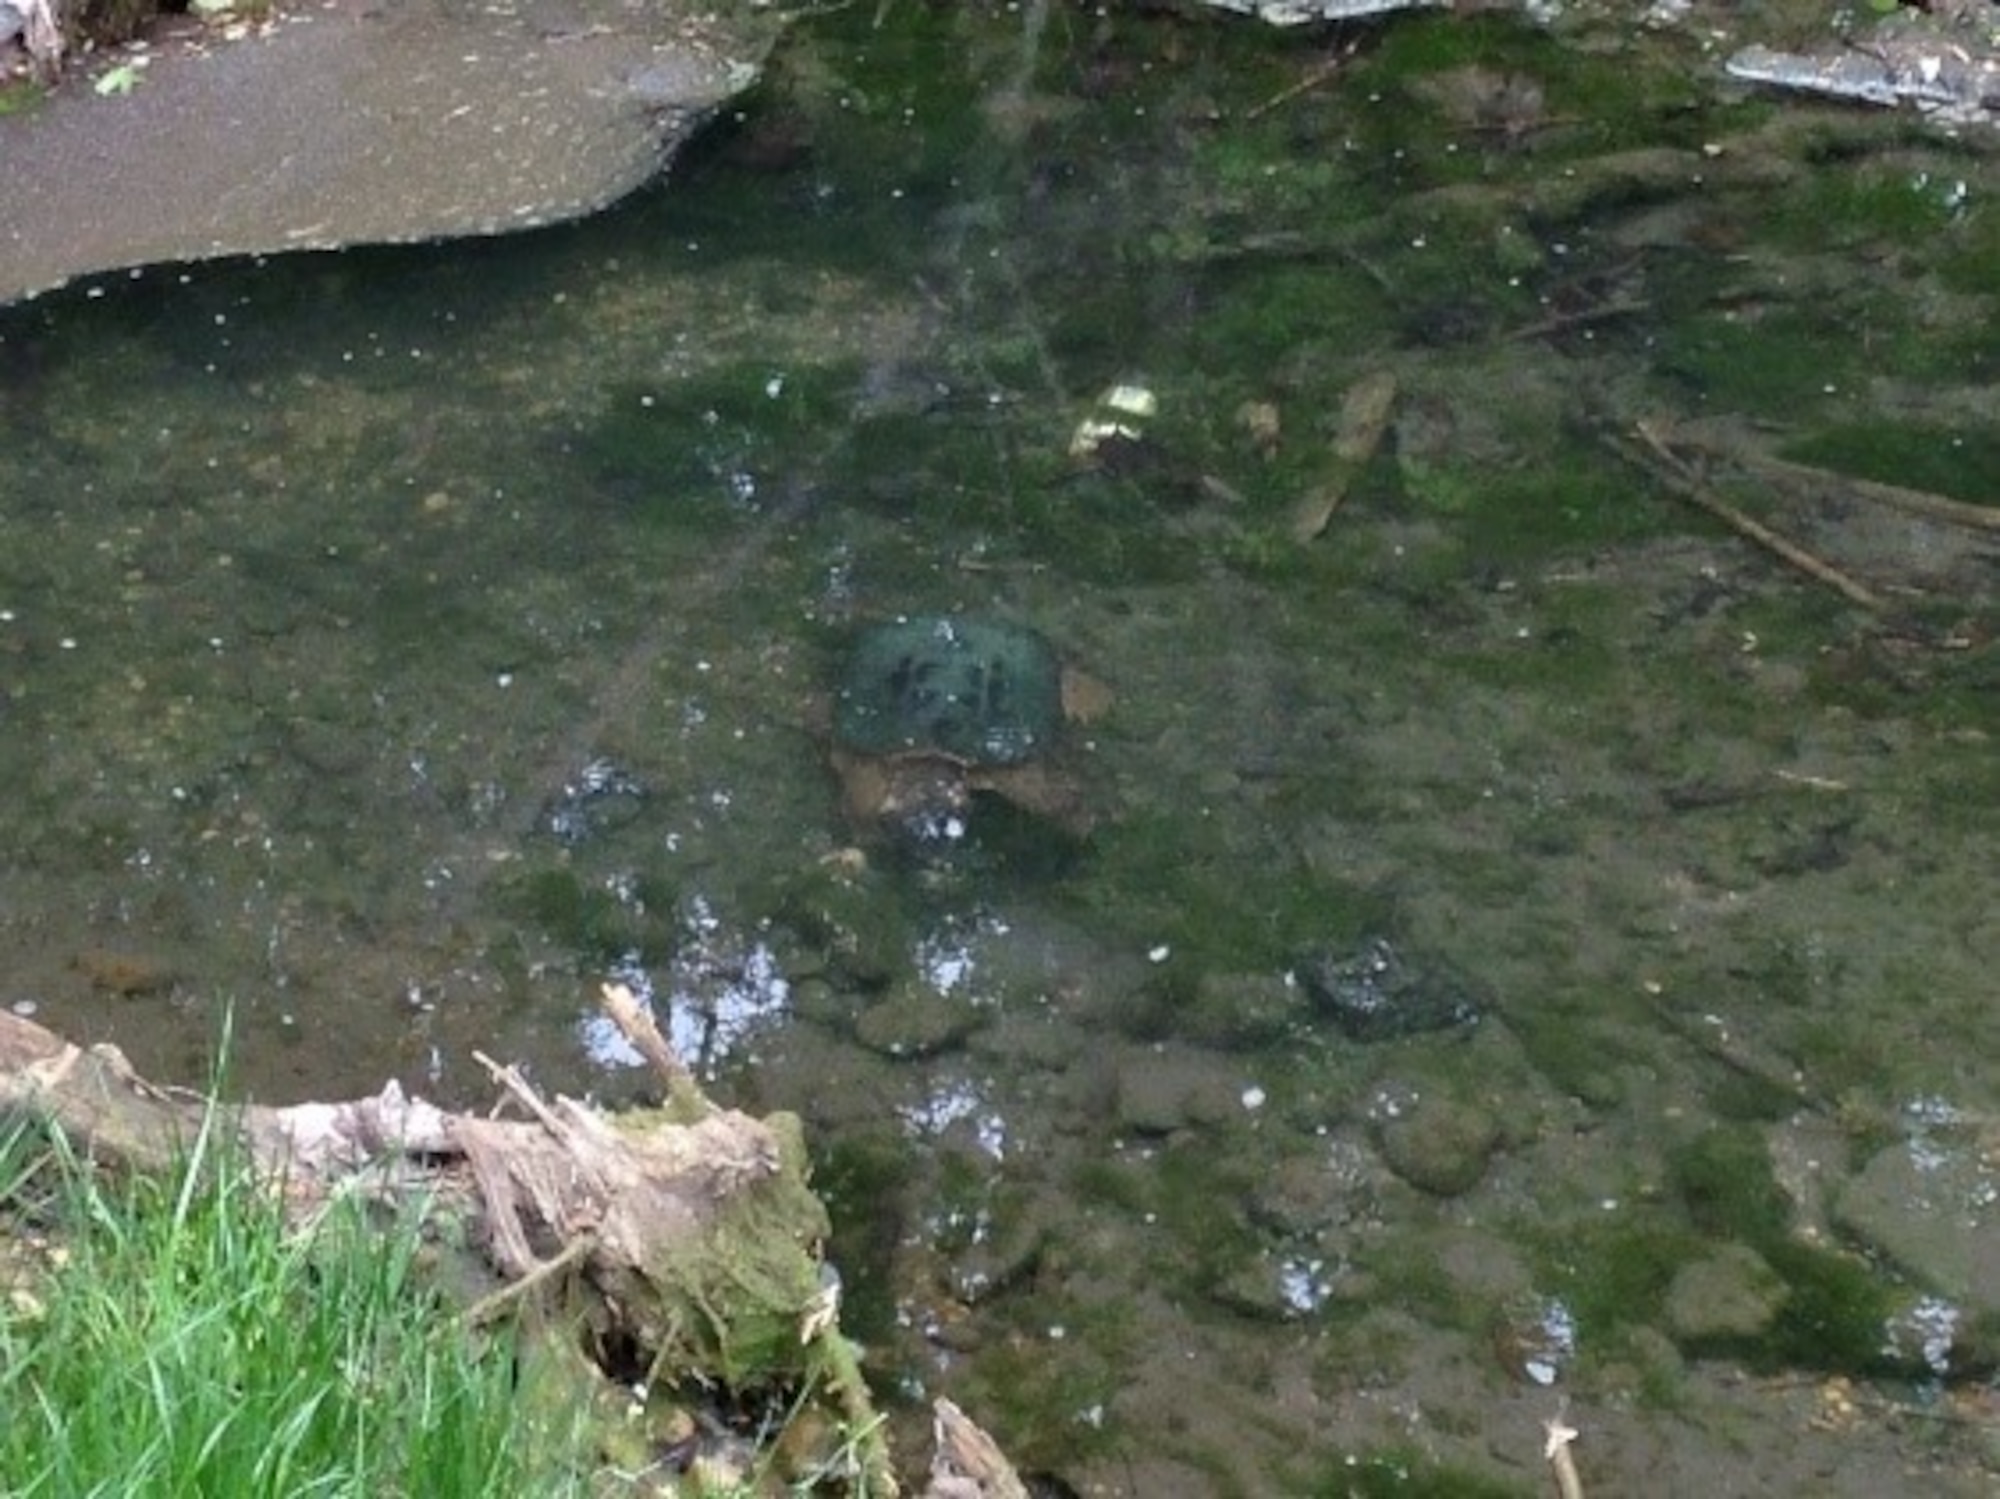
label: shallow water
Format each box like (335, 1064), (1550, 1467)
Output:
(4, 3), (1998, 1492)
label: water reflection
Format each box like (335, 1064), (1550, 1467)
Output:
(580, 896), (792, 1078)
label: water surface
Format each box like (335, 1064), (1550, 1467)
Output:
(3, 5), (1996, 1492)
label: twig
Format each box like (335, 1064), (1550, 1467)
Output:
(599, 982), (715, 1122)
(1507, 296), (1651, 342)
(1702, 445), (2000, 535)
(472, 1050), (568, 1132)
(1544, 1407), (1586, 1499)
(1293, 370), (1398, 542)
(1613, 422), (1883, 610)
(1246, 51), (1352, 120)
(463, 1233), (596, 1328)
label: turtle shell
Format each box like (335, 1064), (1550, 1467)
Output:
(833, 616), (1064, 768)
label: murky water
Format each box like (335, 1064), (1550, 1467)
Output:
(4, 4), (1997, 1492)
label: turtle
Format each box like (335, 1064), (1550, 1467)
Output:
(825, 614), (1110, 841)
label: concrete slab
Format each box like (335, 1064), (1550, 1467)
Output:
(0, 0), (778, 305)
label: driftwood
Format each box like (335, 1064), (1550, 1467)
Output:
(0, 987), (933, 1492)
(922, 1398), (1032, 1499)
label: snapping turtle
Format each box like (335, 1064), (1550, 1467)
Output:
(826, 615), (1108, 840)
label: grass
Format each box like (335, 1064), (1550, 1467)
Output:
(0, 1106), (589, 1498)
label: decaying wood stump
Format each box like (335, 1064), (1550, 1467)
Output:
(0, 985), (1036, 1493)
(0, 987), (906, 1491)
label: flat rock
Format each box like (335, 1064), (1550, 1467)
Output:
(1374, 1093), (1498, 1197)
(0, 0), (779, 305)
(1664, 1243), (1788, 1347)
(1110, 1042), (1247, 1137)
(1834, 1132), (2000, 1315)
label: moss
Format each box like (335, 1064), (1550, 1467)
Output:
(754, 862), (912, 990)
(1504, 997), (1633, 1110)
(1653, 308), (1865, 423)
(1933, 202), (2000, 296)
(499, 865), (672, 966)
(1363, 1241), (1479, 1333)
(1704, 1066), (1801, 1124)
(952, 1338), (1122, 1474)
(1145, 1141), (1266, 1302)
(1074, 809), (1389, 977)
(1067, 1155), (1156, 1218)
(1790, 1017), (1909, 1102)
(1549, 1215), (1706, 1343)
(580, 366), (855, 526)
(1656, 1128), (1909, 1375)
(1345, 10), (1724, 175)
(1758, 158), (1966, 253)
(1669, 1128), (1790, 1243)
(1757, 1240), (1898, 1375)
(1783, 425), (2000, 511)
(809, 1132), (912, 1347)
(0, 80), (45, 116)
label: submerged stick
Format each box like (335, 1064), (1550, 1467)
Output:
(1292, 370), (1398, 543)
(1615, 422), (1883, 610)
(1246, 50), (1353, 120)
(1694, 443), (2000, 535)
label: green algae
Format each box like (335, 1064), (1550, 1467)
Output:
(1530, 1128), (1909, 1377)
(1783, 425), (2000, 510)
(1755, 150), (1971, 252)
(1075, 808), (1389, 978)
(806, 1132), (912, 1348)
(499, 865), (677, 967)
(580, 366), (855, 527)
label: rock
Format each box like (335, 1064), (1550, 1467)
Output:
(1726, 6), (2000, 130)
(1209, 1250), (1344, 1322)
(933, 1183), (1050, 1308)
(1176, 970), (1299, 1051)
(1246, 1150), (1353, 1238)
(1834, 1132), (2000, 1316)
(764, 863), (909, 991)
(1109, 1043), (1246, 1137)
(1374, 1094), (1498, 1197)
(852, 983), (985, 1060)
(1435, 1228), (1534, 1304)
(0, 0), (779, 304)
(69, 948), (176, 997)
(1295, 935), (1482, 1043)
(1664, 1244), (1789, 1347)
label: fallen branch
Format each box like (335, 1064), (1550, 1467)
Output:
(1544, 1407), (1586, 1499)
(1610, 421), (1883, 610)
